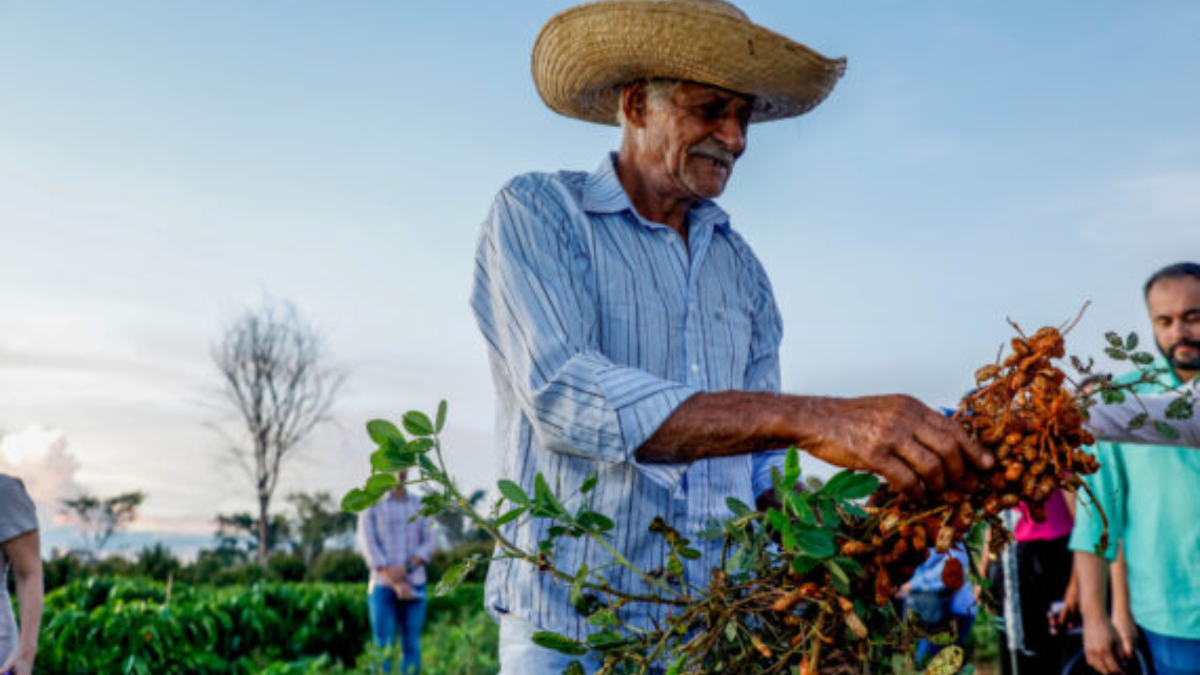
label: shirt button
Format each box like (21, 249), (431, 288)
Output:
(691, 363), (700, 373)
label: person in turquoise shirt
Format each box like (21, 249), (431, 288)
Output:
(1070, 262), (1200, 675)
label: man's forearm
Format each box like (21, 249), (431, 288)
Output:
(635, 390), (992, 494)
(1075, 550), (1110, 621)
(1110, 545), (1132, 619)
(635, 391), (799, 463)
(15, 567), (42, 660)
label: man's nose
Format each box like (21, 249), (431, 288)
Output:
(713, 113), (746, 158)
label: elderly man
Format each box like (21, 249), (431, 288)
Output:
(470, 1), (992, 670)
(1071, 262), (1200, 675)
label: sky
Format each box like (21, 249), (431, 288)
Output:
(1, 1), (1198, 557)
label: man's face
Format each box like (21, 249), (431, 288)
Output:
(640, 82), (752, 200)
(1146, 275), (1200, 378)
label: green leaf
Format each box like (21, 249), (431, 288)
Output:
(588, 609), (617, 627)
(494, 506), (526, 527)
(790, 555), (821, 575)
(531, 631), (589, 656)
(533, 474), (567, 518)
(586, 629), (629, 649)
(1154, 420), (1181, 440)
(1128, 412), (1148, 430)
(1166, 396), (1194, 420)
(1105, 347), (1128, 361)
(678, 547), (702, 560)
(784, 447), (801, 485)
(724, 621), (739, 642)
(821, 471), (880, 501)
(726, 547), (751, 573)
(370, 447), (411, 473)
(1100, 388), (1127, 404)
(1105, 331), (1123, 348)
(580, 470), (599, 495)
(1125, 333), (1139, 350)
(340, 488), (376, 513)
(1130, 351), (1156, 366)
(402, 411), (435, 436)
(577, 511), (615, 532)
(435, 400), (448, 432)
(765, 508), (788, 534)
(726, 497), (753, 518)
(497, 479), (531, 506)
(408, 438), (435, 453)
(366, 419), (404, 446)
(365, 473), (399, 494)
(418, 453), (438, 474)
(435, 558), (473, 596)
(784, 490), (815, 525)
(666, 554), (685, 578)
(825, 559), (850, 594)
(565, 662), (587, 675)
(793, 525), (836, 559)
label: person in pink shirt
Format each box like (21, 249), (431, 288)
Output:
(987, 489), (1077, 675)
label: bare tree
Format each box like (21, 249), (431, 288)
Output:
(211, 298), (343, 564)
(61, 490), (146, 556)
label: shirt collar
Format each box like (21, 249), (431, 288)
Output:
(581, 152), (731, 234)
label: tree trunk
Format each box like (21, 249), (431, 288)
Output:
(257, 495), (270, 565)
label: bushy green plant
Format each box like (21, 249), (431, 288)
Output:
(306, 548), (369, 583)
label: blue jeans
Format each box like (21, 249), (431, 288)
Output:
(369, 585), (427, 674)
(1142, 627), (1200, 675)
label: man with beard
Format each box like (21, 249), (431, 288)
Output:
(1071, 261), (1200, 675)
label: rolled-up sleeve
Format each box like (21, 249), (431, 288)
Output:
(471, 181), (695, 490)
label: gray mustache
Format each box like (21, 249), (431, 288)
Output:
(688, 141), (735, 167)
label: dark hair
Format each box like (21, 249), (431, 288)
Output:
(1144, 262), (1200, 299)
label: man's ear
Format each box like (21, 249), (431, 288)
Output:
(621, 83), (649, 128)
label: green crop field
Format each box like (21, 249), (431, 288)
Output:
(35, 576), (497, 675)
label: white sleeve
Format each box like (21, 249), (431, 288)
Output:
(1085, 380), (1200, 448)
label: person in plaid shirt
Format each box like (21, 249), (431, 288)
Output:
(357, 471), (436, 674)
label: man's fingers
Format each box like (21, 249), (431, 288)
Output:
(893, 438), (946, 492)
(914, 422), (965, 483)
(934, 413), (994, 471)
(874, 456), (921, 493)
(1086, 648), (1120, 675)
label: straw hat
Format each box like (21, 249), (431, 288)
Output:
(532, 0), (847, 126)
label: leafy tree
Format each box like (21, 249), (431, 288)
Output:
(215, 511), (292, 555)
(60, 490), (146, 555)
(135, 542), (182, 582)
(286, 491), (356, 567)
(210, 298), (344, 564)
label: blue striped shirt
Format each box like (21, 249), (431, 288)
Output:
(470, 153), (787, 639)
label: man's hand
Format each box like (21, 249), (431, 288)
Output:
(2, 652), (34, 675)
(1050, 570), (1081, 634)
(1112, 609), (1139, 664)
(1083, 613), (1130, 675)
(393, 580), (416, 601)
(800, 395), (993, 493)
(379, 564), (408, 586)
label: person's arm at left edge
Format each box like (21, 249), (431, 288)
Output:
(2, 530), (43, 675)
(1085, 379), (1199, 448)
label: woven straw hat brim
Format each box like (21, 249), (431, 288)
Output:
(533, 1), (847, 126)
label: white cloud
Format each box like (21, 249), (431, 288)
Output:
(0, 425), (85, 524)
